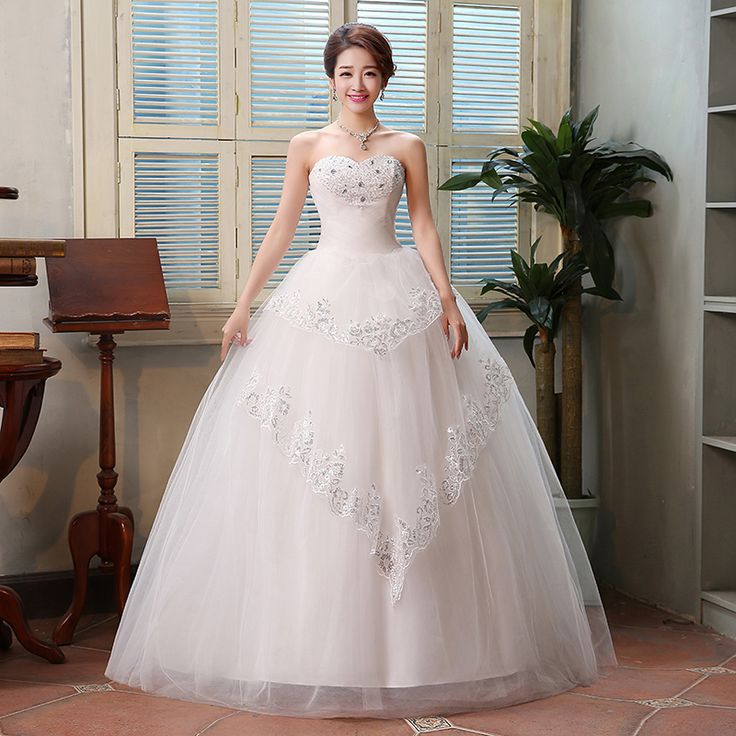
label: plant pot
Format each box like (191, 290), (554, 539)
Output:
(566, 497), (599, 557)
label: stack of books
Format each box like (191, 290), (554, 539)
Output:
(0, 332), (45, 365)
(0, 239), (65, 287)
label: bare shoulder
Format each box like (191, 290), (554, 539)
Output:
(399, 132), (426, 158)
(288, 130), (317, 154)
(392, 132), (427, 178)
(286, 131), (317, 173)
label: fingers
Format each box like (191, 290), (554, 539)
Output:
(447, 321), (469, 359)
(219, 326), (252, 362)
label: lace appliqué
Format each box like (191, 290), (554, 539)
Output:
(263, 286), (443, 357)
(234, 356), (514, 604)
(310, 154), (405, 208)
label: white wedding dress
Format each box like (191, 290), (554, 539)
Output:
(104, 153), (616, 719)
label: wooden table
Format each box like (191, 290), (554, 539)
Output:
(0, 358), (65, 663)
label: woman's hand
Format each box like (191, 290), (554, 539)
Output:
(440, 294), (468, 359)
(220, 304), (252, 362)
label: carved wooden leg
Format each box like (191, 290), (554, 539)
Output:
(52, 510), (99, 645)
(108, 510), (134, 614)
(0, 620), (12, 650)
(0, 586), (65, 663)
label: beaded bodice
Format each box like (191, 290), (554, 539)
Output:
(308, 154), (406, 255)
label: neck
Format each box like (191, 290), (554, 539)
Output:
(338, 109), (379, 132)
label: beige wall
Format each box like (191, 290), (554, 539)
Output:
(0, 0), (538, 577)
(574, 0), (708, 616)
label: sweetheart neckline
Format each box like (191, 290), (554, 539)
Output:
(308, 153), (405, 179)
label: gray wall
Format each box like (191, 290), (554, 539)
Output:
(574, 0), (708, 616)
(0, 0), (538, 578)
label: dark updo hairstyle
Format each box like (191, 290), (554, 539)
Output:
(323, 22), (397, 86)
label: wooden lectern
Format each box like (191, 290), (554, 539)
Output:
(44, 238), (169, 644)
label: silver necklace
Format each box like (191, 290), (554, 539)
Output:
(337, 117), (380, 150)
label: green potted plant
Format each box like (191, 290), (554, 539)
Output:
(439, 106), (673, 501)
(476, 236), (588, 472)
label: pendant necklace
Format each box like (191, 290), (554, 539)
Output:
(337, 117), (380, 150)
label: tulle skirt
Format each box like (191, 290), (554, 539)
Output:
(104, 243), (616, 719)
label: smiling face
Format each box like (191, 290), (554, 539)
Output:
(331, 46), (384, 110)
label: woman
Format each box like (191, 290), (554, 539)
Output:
(105, 21), (616, 720)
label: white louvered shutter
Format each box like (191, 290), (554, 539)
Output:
(448, 157), (517, 283)
(240, 0), (332, 136)
(117, 0), (235, 138)
(439, 0), (532, 298)
(356, 0), (428, 132)
(452, 3), (521, 134)
(118, 138), (236, 303)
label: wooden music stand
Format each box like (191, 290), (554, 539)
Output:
(43, 238), (170, 645)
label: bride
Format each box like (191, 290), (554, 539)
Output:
(104, 21), (616, 720)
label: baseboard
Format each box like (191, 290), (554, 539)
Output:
(0, 564), (139, 621)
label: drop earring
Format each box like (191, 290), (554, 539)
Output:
(380, 88), (385, 101)
(331, 88), (337, 101)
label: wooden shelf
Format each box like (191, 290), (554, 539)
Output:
(709, 103), (736, 113)
(704, 296), (736, 312)
(703, 436), (736, 452)
(702, 590), (736, 611)
(702, 591), (736, 638)
(711, 6), (736, 18)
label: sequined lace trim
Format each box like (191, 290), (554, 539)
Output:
(234, 356), (514, 604)
(263, 286), (443, 357)
(309, 154), (405, 208)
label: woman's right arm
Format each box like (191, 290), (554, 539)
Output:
(220, 132), (312, 361)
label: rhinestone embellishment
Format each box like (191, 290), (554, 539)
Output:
(310, 155), (405, 208)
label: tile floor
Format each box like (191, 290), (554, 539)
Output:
(1, 588), (735, 735)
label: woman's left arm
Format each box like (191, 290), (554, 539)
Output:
(403, 134), (469, 358)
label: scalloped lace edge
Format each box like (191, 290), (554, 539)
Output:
(262, 286), (444, 357)
(234, 355), (514, 604)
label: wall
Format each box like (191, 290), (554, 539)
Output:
(0, 0), (538, 577)
(574, 0), (708, 616)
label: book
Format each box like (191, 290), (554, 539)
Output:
(0, 348), (46, 365)
(0, 257), (36, 275)
(0, 274), (38, 287)
(0, 332), (40, 349)
(0, 239), (65, 258)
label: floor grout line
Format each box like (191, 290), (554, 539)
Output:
(195, 710), (239, 735)
(672, 672), (711, 699)
(74, 614), (118, 637)
(630, 708), (660, 736)
(68, 644), (113, 654)
(0, 692), (81, 720)
(569, 691), (657, 705)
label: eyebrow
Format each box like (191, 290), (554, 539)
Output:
(337, 65), (379, 70)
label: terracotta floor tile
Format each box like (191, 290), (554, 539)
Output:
(0, 689), (235, 736)
(203, 711), (408, 735)
(611, 625), (736, 669)
(0, 680), (76, 718)
(450, 692), (650, 736)
(571, 664), (701, 701)
(0, 645), (110, 686)
(71, 615), (119, 651)
(601, 589), (692, 630)
(638, 704), (736, 735)
(683, 672), (736, 708)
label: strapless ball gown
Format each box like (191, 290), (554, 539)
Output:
(104, 152), (616, 719)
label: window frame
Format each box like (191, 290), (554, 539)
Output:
(73, 0), (571, 346)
